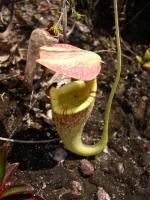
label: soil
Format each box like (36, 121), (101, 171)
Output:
(0, 1), (150, 200)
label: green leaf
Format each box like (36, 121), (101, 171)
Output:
(72, 8), (84, 20)
(143, 62), (150, 68)
(135, 55), (143, 64)
(143, 48), (150, 59)
(1, 185), (34, 198)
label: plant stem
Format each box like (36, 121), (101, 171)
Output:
(99, 0), (122, 149)
(62, 0), (67, 43)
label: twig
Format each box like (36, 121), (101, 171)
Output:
(0, 136), (59, 144)
(121, 38), (136, 56)
(67, 21), (75, 37)
(62, 0), (67, 43)
(0, 73), (19, 81)
(45, 0), (51, 6)
(95, 48), (132, 61)
(124, 1), (150, 27)
(94, 0), (101, 7)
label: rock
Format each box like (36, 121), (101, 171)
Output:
(53, 148), (67, 163)
(132, 100), (146, 122)
(79, 159), (94, 176)
(117, 162), (124, 174)
(70, 181), (83, 196)
(96, 187), (111, 200)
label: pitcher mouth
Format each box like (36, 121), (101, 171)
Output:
(49, 79), (97, 115)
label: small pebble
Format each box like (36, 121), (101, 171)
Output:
(117, 162), (124, 174)
(132, 101), (146, 121)
(97, 187), (111, 200)
(46, 109), (53, 120)
(53, 148), (67, 162)
(79, 159), (94, 176)
(70, 181), (83, 196)
(142, 96), (148, 101)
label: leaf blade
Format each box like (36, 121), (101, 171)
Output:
(144, 48), (150, 59)
(37, 44), (101, 81)
(0, 144), (9, 184)
(1, 184), (34, 198)
(1, 163), (19, 190)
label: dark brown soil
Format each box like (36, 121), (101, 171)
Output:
(0, 1), (149, 200)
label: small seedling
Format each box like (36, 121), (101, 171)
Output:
(72, 8), (84, 20)
(136, 48), (150, 68)
(0, 144), (45, 200)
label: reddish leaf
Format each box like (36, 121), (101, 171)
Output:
(0, 144), (9, 184)
(0, 194), (45, 200)
(0, 194), (31, 200)
(1, 184), (34, 198)
(1, 193), (45, 200)
(37, 44), (101, 81)
(1, 163), (19, 190)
